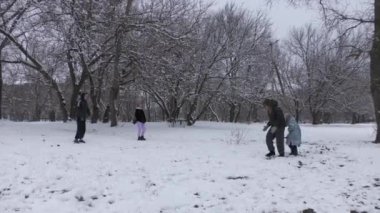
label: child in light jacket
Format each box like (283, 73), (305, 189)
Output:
(285, 115), (301, 156)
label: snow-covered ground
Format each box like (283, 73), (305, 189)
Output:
(0, 121), (379, 213)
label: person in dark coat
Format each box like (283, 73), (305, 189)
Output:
(133, 101), (147, 141)
(74, 92), (91, 143)
(263, 99), (286, 157)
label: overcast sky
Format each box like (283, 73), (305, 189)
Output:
(211, 0), (372, 39)
(212, 0), (320, 39)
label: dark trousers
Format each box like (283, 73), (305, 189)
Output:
(289, 145), (298, 155)
(266, 127), (285, 155)
(75, 119), (86, 139)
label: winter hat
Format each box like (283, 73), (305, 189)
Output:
(263, 99), (272, 106)
(80, 91), (87, 99)
(271, 99), (278, 107)
(263, 99), (278, 108)
(285, 114), (293, 123)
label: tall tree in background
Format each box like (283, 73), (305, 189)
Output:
(0, 0), (373, 126)
(0, 0), (70, 121)
(274, 0), (376, 141)
(109, 0), (134, 127)
(372, 0), (380, 143)
(0, 0), (28, 119)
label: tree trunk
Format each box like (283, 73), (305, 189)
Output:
(186, 99), (198, 126)
(247, 104), (252, 122)
(229, 103), (236, 123)
(0, 50), (2, 119)
(168, 96), (180, 121)
(88, 74), (100, 123)
(49, 110), (56, 122)
(234, 104), (241, 123)
(32, 104), (41, 121)
(91, 104), (99, 123)
(311, 111), (321, 125)
(294, 99), (300, 122)
(69, 86), (81, 119)
(90, 94), (100, 124)
(270, 42), (285, 96)
(90, 90), (100, 124)
(56, 84), (69, 122)
(247, 104), (258, 123)
(109, 86), (119, 127)
(253, 104), (258, 122)
(371, 0), (380, 143)
(208, 105), (220, 122)
(68, 50), (89, 120)
(110, 30), (121, 127)
(41, 71), (69, 122)
(351, 112), (359, 124)
(109, 0), (134, 127)
(322, 112), (331, 124)
(228, 103), (241, 123)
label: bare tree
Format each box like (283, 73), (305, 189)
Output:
(0, 1), (70, 121)
(282, 23), (370, 124)
(271, 0), (378, 140)
(0, 0), (29, 119)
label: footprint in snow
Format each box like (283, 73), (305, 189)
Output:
(297, 161), (303, 168)
(373, 178), (380, 187)
(75, 195), (85, 202)
(226, 176), (249, 180)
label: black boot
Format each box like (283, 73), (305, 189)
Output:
(293, 146), (298, 156)
(266, 151), (275, 157)
(289, 145), (294, 155)
(290, 146), (298, 156)
(138, 136), (142, 141)
(141, 136), (146, 141)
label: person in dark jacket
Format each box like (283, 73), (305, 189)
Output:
(74, 92), (91, 143)
(263, 99), (286, 157)
(133, 102), (147, 141)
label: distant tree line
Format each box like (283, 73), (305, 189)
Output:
(0, 0), (372, 126)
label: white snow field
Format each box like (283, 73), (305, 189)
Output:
(0, 121), (379, 213)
